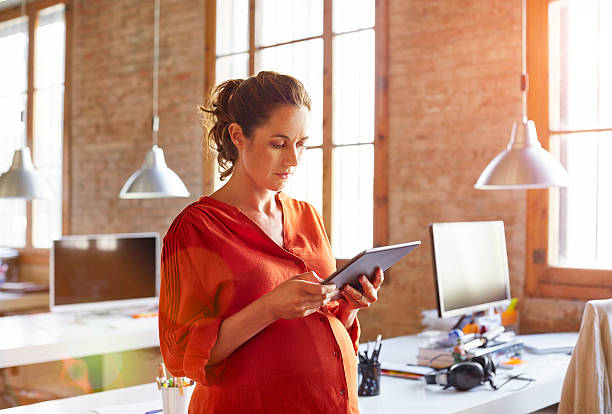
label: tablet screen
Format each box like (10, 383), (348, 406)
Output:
(321, 241), (420, 299)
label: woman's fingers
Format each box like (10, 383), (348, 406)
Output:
(359, 275), (378, 302)
(372, 267), (384, 289)
(342, 283), (370, 308)
(339, 268), (386, 310)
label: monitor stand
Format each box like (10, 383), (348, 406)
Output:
(72, 306), (155, 325)
(73, 309), (127, 325)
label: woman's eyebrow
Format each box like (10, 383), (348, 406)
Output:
(269, 134), (309, 140)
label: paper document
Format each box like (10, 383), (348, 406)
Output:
(519, 332), (579, 354)
(381, 361), (433, 375)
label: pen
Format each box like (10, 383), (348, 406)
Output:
(372, 334), (382, 362)
(145, 410), (163, 414)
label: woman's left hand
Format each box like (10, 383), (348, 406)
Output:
(339, 267), (384, 310)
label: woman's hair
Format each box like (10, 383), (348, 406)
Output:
(200, 71), (311, 181)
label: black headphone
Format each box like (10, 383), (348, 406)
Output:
(424, 355), (497, 391)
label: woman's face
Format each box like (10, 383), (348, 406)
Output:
(231, 104), (310, 192)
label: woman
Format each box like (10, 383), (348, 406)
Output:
(159, 71), (384, 413)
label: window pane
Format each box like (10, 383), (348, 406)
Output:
(550, 132), (612, 269)
(332, 144), (373, 258)
(0, 17), (28, 248)
(0, 17), (28, 95)
(333, 0), (374, 34)
(33, 86), (64, 168)
(333, 30), (374, 145)
(600, 0), (612, 125)
(256, 39), (323, 147)
(32, 86), (63, 248)
(0, 200), (26, 248)
(31, 7), (65, 249)
(215, 53), (249, 84)
(255, 0), (323, 47)
(216, 0), (249, 55)
(283, 148), (322, 215)
(35, 5), (65, 89)
(32, 167), (61, 248)
(0, 94), (27, 163)
(549, 0), (612, 130)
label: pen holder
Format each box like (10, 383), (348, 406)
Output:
(161, 383), (195, 414)
(358, 361), (381, 396)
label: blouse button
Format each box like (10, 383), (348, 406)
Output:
(333, 350), (339, 357)
(339, 389), (346, 396)
(320, 316), (326, 322)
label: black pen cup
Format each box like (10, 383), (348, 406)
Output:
(358, 361), (381, 396)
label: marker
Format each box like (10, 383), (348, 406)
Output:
(159, 363), (167, 380)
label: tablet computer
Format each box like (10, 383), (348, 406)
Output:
(321, 241), (420, 300)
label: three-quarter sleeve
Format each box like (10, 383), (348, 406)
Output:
(158, 215), (234, 386)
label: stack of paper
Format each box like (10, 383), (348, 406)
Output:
(520, 332), (579, 354)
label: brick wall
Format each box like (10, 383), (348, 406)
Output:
(64, 0), (583, 339)
(70, 0), (206, 236)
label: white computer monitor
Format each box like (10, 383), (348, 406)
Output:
(429, 221), (511, 318)
(50, 232), (160, 313)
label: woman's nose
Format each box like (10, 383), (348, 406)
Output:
(285, 146), (299, 167)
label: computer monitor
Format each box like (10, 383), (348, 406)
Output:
(429, 221), (511, 318)
(50, 232), (160, 313)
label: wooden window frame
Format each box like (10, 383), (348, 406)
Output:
(203, 0), (389, 263)
(0, 0), (72, 263)
(525, 0), (612, 300)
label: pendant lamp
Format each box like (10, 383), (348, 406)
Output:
(119, 0), (189, 199)
(474, 0), (569, 190)
(0, 2), (54, 200)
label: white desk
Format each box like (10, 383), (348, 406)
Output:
(359, 335), (570, 414)
(0, 292), (48, 313)
(0, 312), (159, 369)
(0, 335), (571, 414)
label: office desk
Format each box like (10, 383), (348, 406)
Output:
(0, 335), (570, 414)
(0, 312), (158, 369)
(359, 335), (569, 414)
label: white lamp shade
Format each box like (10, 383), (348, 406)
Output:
(0, 147), (54, 200)
(119, 145), (190, 199)
(475, 118), (569, 190)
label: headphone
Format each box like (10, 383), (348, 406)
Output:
(424, 355), (497, 391)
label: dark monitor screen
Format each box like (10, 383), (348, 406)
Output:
(429, 221), (511, 318)
(50, 233), (159, 312)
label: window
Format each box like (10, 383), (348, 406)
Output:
(206, 0), (388, 258)
(526, 0), (612, 299)
(0, 1), (67, 250)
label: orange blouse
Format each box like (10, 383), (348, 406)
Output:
(159, 192), (360, 413)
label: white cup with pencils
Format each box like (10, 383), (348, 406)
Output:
(157, 363), (195, 414)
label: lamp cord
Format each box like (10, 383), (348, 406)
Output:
(521, 0), (527, 120)
(21, 0), (27, 148)
(152, 0), (160, 146)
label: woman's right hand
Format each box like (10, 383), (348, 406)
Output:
(261, 271), (337, 320)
